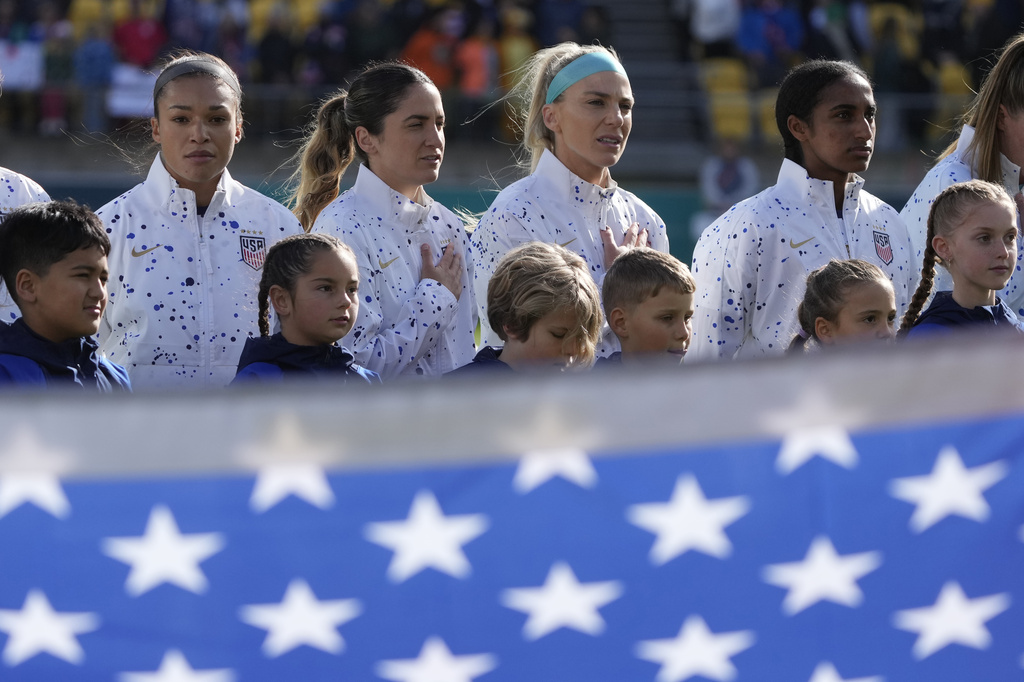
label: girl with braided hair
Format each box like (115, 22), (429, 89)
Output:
(787, 259), (896, 352)
(233, 233), (379, 383)
(900, 180), (1024, 338)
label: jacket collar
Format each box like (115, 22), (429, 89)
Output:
(956, 125), (1021, 193)
(535, 148), (619, 201)
(237, 333), (357, 373)
(139, 155), (240, 217)
(0, 319), (105, 387)
(776, 158), (864, 215)
(352, 164), (434, 232)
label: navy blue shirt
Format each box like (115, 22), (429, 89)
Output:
(0, 319), (131, 391)
(907, 291), (1024, 337)
(232, 334), (381, 384)
(446, 346), (515, 376)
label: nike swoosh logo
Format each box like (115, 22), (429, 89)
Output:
(131, 244), (162, 257)
(790, 238), (813, 249)
(378, 256), (400, 269)
(557, 238), (577, 248)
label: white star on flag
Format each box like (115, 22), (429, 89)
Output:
(893, 581), (1010, 659)
(777, 426), (858, 475)
(512, 447), (597, 493)
(239, 579), (362, 657)
(635, 615), (755, 682)
(102, 505), (225, 596)
(249, 464), (335, 513)
(889, 446), (1008, 533)
(364, 490), (489, 583)
(375, 636), (497, 682)
(119, 649), (235, 681)
(500, 561), (623, 640)
(807, 661), (883, 682)
(0, 426), (73, 520)
(0, 589), (99, 666)
(762, 536), (882, 615)
(627, 474), (750, 565)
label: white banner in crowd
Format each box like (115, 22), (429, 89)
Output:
(0, 332), (1022, 681)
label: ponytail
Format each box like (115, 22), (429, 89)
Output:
(289, 93), (355, 231)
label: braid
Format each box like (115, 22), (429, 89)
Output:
(257, 277), (272, 337)
(786, 302), (811, 353)
(898, 243), (936, 336)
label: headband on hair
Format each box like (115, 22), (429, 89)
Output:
(545, 52), (627, 105)
(153, 58), (241, 103)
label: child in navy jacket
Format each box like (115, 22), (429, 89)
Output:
(0, 200), (130, 391)
(233, 233), (380, 384)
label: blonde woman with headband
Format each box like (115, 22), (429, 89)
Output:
(902, 32), (1024, 316)
(470, 43), (669, 357)
(97, 52), (302, 389)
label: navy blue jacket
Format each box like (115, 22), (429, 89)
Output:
(446, 346), (514, 376)
(0, 319), (131, 391)
(908, 291), (1024, 338)
(232, 334), (381, 384)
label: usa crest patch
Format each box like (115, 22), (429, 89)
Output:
(873, 231), (893, 265)
(240, 236), (267, 270)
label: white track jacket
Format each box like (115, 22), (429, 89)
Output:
(98, 157), (301, 388)
(0, 167), (50, 322)
(470, 149), (669, 355)
(691, 158), (915, 360)
(312, 165), (476, 379)
(900, 125), (1024, 314)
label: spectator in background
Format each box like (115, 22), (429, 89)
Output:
(578, 5), (611, 47)
(454, 15), (499, 139)
(804, 0), (861, 62)
(536, 0), (584, 46)
(36, 1), (75, 136)
(672, 0), (740, 60)
(257, 4), (296, 135)
(346, 0), (401, 68)
(690, 137), (760, 241)
(301, 4), (349, 86)
(737, 0), (804, 88)
(921, 0), (964, 65)
(74, 20), (114, 132)
(113, 0), (168, 69)
(0, 0), (42, 134)
(217, 11), (251, 82)
(401, 5), (463, 94)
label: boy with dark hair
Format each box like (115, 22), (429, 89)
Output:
(602, 247), (696, 365)
(0, 201), (130, 390)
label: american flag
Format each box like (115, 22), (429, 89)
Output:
(0, 388), (1020, 682)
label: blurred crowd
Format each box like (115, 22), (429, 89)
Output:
(674, 0), (1023, 148)
(0, 0), (606, 138)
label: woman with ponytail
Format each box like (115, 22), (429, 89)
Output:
(289, 62), (476, 379)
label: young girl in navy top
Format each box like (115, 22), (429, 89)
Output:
(788, 259), (897, 352)
(900, 180), (1024, 337)
(233, 233), (380, 383)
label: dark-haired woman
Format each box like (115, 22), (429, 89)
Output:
(690, 59), (916, 360)
(290, 62), (476, 380)
(97, 52), (302, 389)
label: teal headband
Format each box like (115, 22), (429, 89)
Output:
(545, 52), (627, 105)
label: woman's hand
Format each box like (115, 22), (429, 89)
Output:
(601, 222), (649, 269)
(420, 242), (463, 300)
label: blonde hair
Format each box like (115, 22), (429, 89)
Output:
(505, 42), (624, 173)
(789, 259), (892, 352)
(487, 242), (603, 367)
(287, 62), (434, 230)
(899, 179), (1016, 334)
(601, 247), (695, 316)
(939, 32), (1024, 183)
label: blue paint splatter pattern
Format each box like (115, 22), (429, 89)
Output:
(469, 149), (668, 355)
(691, 158), (916, 360)
(311, 164), (477, 379)
(97, 158), (302, 389)
(0, 167), (50, 322)
(899, 125), (1024, 315)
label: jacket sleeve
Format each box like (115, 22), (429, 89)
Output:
(346, 247), (460, 379)
(470, 207), (537, 347)
(690, 207), (757, 361)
